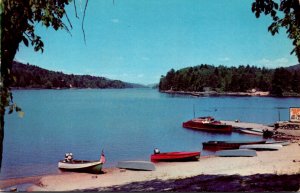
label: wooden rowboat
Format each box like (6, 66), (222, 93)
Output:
(202, 140), (266, 150)
(58, 160), (103, 174)
(239, 144), (283, 151)
(216, 149), (257, 157)
(117, 161), (155, 171)
(151, 151), (200, 162)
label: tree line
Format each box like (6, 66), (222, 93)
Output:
(159, 64), (300, 97)
(11, 61), (144, 89)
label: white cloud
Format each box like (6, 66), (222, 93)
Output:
(258, 57), (291, 68)
(219, 57), (230, 62)
(111, 18), (119, 23)
(137, 74), (144, 78)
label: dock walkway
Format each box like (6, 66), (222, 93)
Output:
(221, 120), (273, 131)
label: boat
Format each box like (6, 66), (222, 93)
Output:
(58, 160), (103, 173)
(216, 149), (257, 157)
(116, 161), (155, 171)
(236, 127), (264, 136)
(182, 116), (232, 133)
(151, 151), (201, 162)
(202, 140), (267, 150)
(58, 152), (105, 174)
(239, 144), (283, 151)
(265, 140), (290, 146)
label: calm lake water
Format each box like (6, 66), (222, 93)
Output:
(1, 88), (299, 179)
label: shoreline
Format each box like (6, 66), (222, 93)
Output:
(1, 143), (300, 191)
(160, 90), (300, 97)
(2, 121), (300, 191)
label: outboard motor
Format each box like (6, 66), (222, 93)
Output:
(154, 148), (160, 154)
(64, 153), (69, 162)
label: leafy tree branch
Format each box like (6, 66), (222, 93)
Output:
(252, 0), (300, 61)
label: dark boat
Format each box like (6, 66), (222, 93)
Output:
(182, 116), (232, 133)
(202, 140), (267, 150)
(151, 151), (200, 162)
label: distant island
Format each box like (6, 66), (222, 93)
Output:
(11, 61), (146, 89)
(159, 64), (300, 97)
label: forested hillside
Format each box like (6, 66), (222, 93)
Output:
(11, 61), (145, 89)
(159, 64), (300, 96)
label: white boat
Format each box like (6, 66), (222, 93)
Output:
(239, 144), (283, 151)
(58, 160), (103, 173)
(265, 140), (291, 146)
(117, 161), (155, 171)
(58, 152), (105, 174)
(216, 149), (257, 157)
(237, 127), (263, 136)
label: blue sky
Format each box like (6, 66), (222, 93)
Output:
(15, 0), (298, 85)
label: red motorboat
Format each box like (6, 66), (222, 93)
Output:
(202, 140), (267, 150)
(182, 116), (232, 133)
(151, 151), (201, 162)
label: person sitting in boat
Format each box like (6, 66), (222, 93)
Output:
(154, 148), (160, 154)
(68, 153), (73, 162)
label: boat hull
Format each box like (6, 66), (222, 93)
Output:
(183, 121), (232, 132)
(117, 161), (155, 171)
(58, 160), (103, 174)
(239, 144), (283, 151)
(216, 149), (257, 157)
(265, 140), (290, 146)
(202, 140), (266, 150)
(237, 127), (263, 136)
(151, 151), (200, 162)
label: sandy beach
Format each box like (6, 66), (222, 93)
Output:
(1, 141), (299, 191)
(1, 121), (300, 192)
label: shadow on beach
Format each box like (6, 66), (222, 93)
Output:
(81, 173), (300, 192)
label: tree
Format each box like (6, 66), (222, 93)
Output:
(291, 71), (300, 93)
(0, 0), (88, 170)
(252, 0), (300, 62)
(271, 67), (292, 96)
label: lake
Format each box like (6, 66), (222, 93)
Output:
(1, 88), (299, 179)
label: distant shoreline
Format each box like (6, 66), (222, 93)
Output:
(10, 87), (151, 90)
(160, 90), (300, 97)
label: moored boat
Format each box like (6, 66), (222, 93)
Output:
(151, 151), (200, 162)
(202, 140), (267, 150)
(117, 161), (155, 171)
(182, 116), (232, 133)
(239, 144), (283, 151)
(216, 149), (257, 157)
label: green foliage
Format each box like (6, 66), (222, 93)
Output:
(11, 61), (142, 89)
(1, 0), (73, 116)
(159, 64), (300, 96)
(252, 0), (300, 62)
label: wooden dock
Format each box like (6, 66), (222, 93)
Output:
(221, 120), (274, 131)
